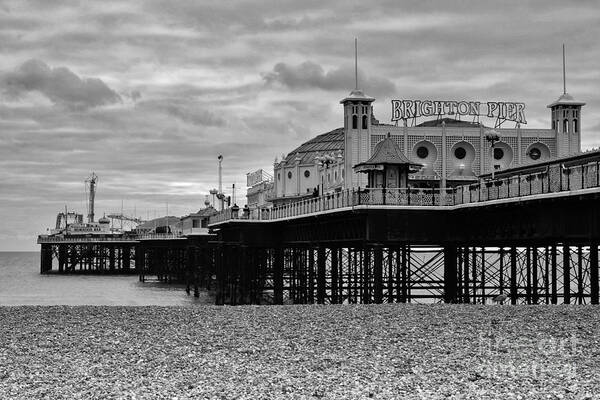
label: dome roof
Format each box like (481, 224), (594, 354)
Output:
(547, 93), (586, 108)
(340, 89), (375, 104)
(280, 128), (344, 165)
(98, 216), (110, 224)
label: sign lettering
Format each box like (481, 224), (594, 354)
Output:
(391, 100), (527, 124)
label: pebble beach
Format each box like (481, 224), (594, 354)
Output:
(1, 304), (599, 399)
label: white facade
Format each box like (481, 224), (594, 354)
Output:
(268, 87), (585, 201)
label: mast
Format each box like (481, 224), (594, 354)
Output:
(562, 43), (566, 95)
(218, 155), (223, 210)
(85, 172), (98, 223)
(355, 38), (358, 90)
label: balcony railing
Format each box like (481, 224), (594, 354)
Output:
(209, 161), (600, 224)
(37, 232), (184, 243)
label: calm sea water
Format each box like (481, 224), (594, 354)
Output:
(0, 252), (212, 306)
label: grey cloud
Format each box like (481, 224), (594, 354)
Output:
(2, 59), (121, 109)
(263, 61), (396, 97)
(137, 99), (226, 128)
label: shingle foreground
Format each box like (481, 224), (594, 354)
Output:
(0, 305), (598, 399)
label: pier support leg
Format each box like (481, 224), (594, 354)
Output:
(577, 246), (583, 305)
(545, 246), (550, 304)
(373, 245), (383, 304)
(510, 247), (517, 305)
(363, 247), (371, 304)
(123, 245), (130, 271)
(331, 247), (339, 304)
(591, 243), (599, 305)
(563, 245), (571, 304)
(239, 246), (248, 305)
(463, 247), (470, 304)
(109, 245), (115, 272)
(499, 248), (504, 295)
(481, 248), (486, 304)
(274, 246), (284, 305)
(316, 247), (326, 304)
(471, 247), (477, 303)
(136, 245), (145, 282)
(58, 245), (66, 273)
(532, 247), (538, 304)
(551, 245), (558, 304)
(401, 245), (408, 303)
(526, 247), (531, 304)
(308, 248), (315, 304)
(444, 246), (457, 303)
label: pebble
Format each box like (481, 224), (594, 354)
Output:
(0, 304), (598, 399)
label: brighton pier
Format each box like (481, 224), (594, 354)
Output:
(38, 149), (600, 306)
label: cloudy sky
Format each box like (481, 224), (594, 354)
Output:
(1, 1), (599, 250)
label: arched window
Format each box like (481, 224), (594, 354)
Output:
(352, 115), (358, 129)
(573, 119), (578, 133)
(362, 115), (368, 129)
(563, 119), (569, 134)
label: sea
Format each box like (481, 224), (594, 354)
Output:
(0, 252), (211, 306)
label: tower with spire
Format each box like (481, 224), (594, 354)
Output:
(341, 38), (375, 189)
(548, 44), (585, 156)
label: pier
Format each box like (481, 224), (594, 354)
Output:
(37, 153), (600, 305)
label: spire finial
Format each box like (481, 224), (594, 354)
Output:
(563, 43), (566, 95)
(354, 38), (358, 90)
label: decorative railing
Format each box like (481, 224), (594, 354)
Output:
(37, 235), (139, 244)
(209, 161), (600, 224)
(37, 232), (184, 243)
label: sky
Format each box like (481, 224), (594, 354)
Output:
(1, 0), (599, 250)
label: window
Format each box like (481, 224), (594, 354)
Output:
(529, 148), (541, 160)
(416, 146), (429, 159)
(277, 173), (280, 180)
(334, 171), (338, 181)
(201, 219), (208, 228)
(192, 219), (199, 228)
(362, 115), (368, 129)
(352, 115), (358, 129)
(327, 173), (331, 183)
(563, 119), (569, 134)
(573, 119), (578, 133)
(287, 171), (292, 179)
(342, 169), (345, 178)
(493, 148), (504, 160)
(552, 120), (556, 130)
(304, 170), (310, 178)
(454, 147), (466, 160)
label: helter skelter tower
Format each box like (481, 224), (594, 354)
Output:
(85, 172), (98, 223)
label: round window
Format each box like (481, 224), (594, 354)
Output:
(416, 146), (429, 159)
(493, 148), (504, 160)
(287, 171), (292, 179)
(304, 170), (310, 178)
(454, 147), (466, 160)
(529, 148), (541, 160)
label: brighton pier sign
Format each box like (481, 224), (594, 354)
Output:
(391, 100), (527, 124)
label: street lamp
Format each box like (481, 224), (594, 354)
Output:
(485, 130), (501, 180)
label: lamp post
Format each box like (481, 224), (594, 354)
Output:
(485, 130), (501, 180)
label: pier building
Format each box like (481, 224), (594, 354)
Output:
(267, 87), (585, 207)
